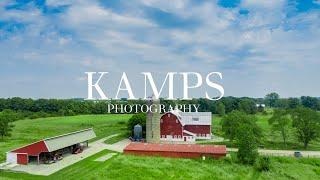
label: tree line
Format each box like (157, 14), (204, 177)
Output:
(0, 93), (319, 118)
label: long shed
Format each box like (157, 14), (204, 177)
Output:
(6, 128), (96, 165)
(124, 143), (227, 159)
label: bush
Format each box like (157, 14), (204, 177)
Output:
(255, 156), (271, 171)
(127, 113), (146, 137)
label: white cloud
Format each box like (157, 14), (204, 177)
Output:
(64, 1), (154, 27)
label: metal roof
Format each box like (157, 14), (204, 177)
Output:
(167, 110), (212, 126)
(44, 128), (96, 152)
(180, 112), (211, 125)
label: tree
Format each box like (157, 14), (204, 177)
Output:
(269, 109), (291, 147)
(216, 102), (225, 116)
(0, 110), (17, 139)
(291, 108), (320, 149)
(275, 99), (289, 108)
(236, 124), (259, 165)
(127, 113), (146, 137)
(301, 96), (320, 110)
(287, 98), (300, 109)
(221, 111), (262, 142)
(264, 92), (280, 108)
(238, 98), (257, 114)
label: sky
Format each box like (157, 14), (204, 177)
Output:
(0, 0), (320, 99)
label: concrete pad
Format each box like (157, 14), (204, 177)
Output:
(105, 139), (131, 152)
(94, 153), (117, 162)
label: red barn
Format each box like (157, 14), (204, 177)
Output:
(160, 110), (212, 142)
(6, 128), (96, 165)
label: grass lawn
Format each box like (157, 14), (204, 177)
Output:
(1, 150), (320, 180)
(104, 133), (128, 144)
(0, 114), (132, 162)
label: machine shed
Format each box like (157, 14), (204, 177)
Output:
(7, 128), (96, 165)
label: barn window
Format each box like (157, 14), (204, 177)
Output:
(160, 119), (163, 123)
(192, 117), (199, 121)
(176, 119), (178, 123)
(168, 114), (171, 117)
(174, 135), (177, 139)
(178, 135), (181, 138)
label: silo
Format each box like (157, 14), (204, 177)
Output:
(146, 96), (161, 143)
(134, 124), (142, 141)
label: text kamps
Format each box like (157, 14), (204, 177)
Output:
(85, 72), (224, 100)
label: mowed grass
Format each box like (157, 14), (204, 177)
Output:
(0, 114), (132, 162)
(210, 112), (320, 151)
(1, 150), (320, 180)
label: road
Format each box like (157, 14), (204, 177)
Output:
(227, 148), (320, 158)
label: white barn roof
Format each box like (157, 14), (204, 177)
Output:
(168, 110), (212, 126)
(44, 128), (96, 152)
(180, 112), (212, 125)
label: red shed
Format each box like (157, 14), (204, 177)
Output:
(124, 143), (227, 159)
(6, 128), (96, 165)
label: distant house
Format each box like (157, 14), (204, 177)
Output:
(6, 128), (96, 165)
(256, 104), (266, 108)
(160, 110), (212, 142)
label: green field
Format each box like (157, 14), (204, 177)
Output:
(0, 114), (132, 162)
(1, 150), (320, 180)
(210, 112), (320, 151)
(1, 113), (320, 179)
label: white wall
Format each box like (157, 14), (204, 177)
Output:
(6, 152), (17, 164)
(161, 136), (195, 142)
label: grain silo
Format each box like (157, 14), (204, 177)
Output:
(133, 124), (142, 141)
(146, 95), (161, 143)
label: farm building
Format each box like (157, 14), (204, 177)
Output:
(6, 128), (96, 165)
(124, 143), (226, 159)
(160, 109), (212, 142)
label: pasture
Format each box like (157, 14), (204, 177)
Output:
(210, 112), (320, 150)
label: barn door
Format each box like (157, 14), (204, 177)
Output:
(17, 154), (28, 165)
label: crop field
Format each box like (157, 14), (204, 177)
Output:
(0, 114), (132, 162)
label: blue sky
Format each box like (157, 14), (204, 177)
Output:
(0, 0), (320, 99)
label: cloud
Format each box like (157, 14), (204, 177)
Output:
(0, 0), (319, 98)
